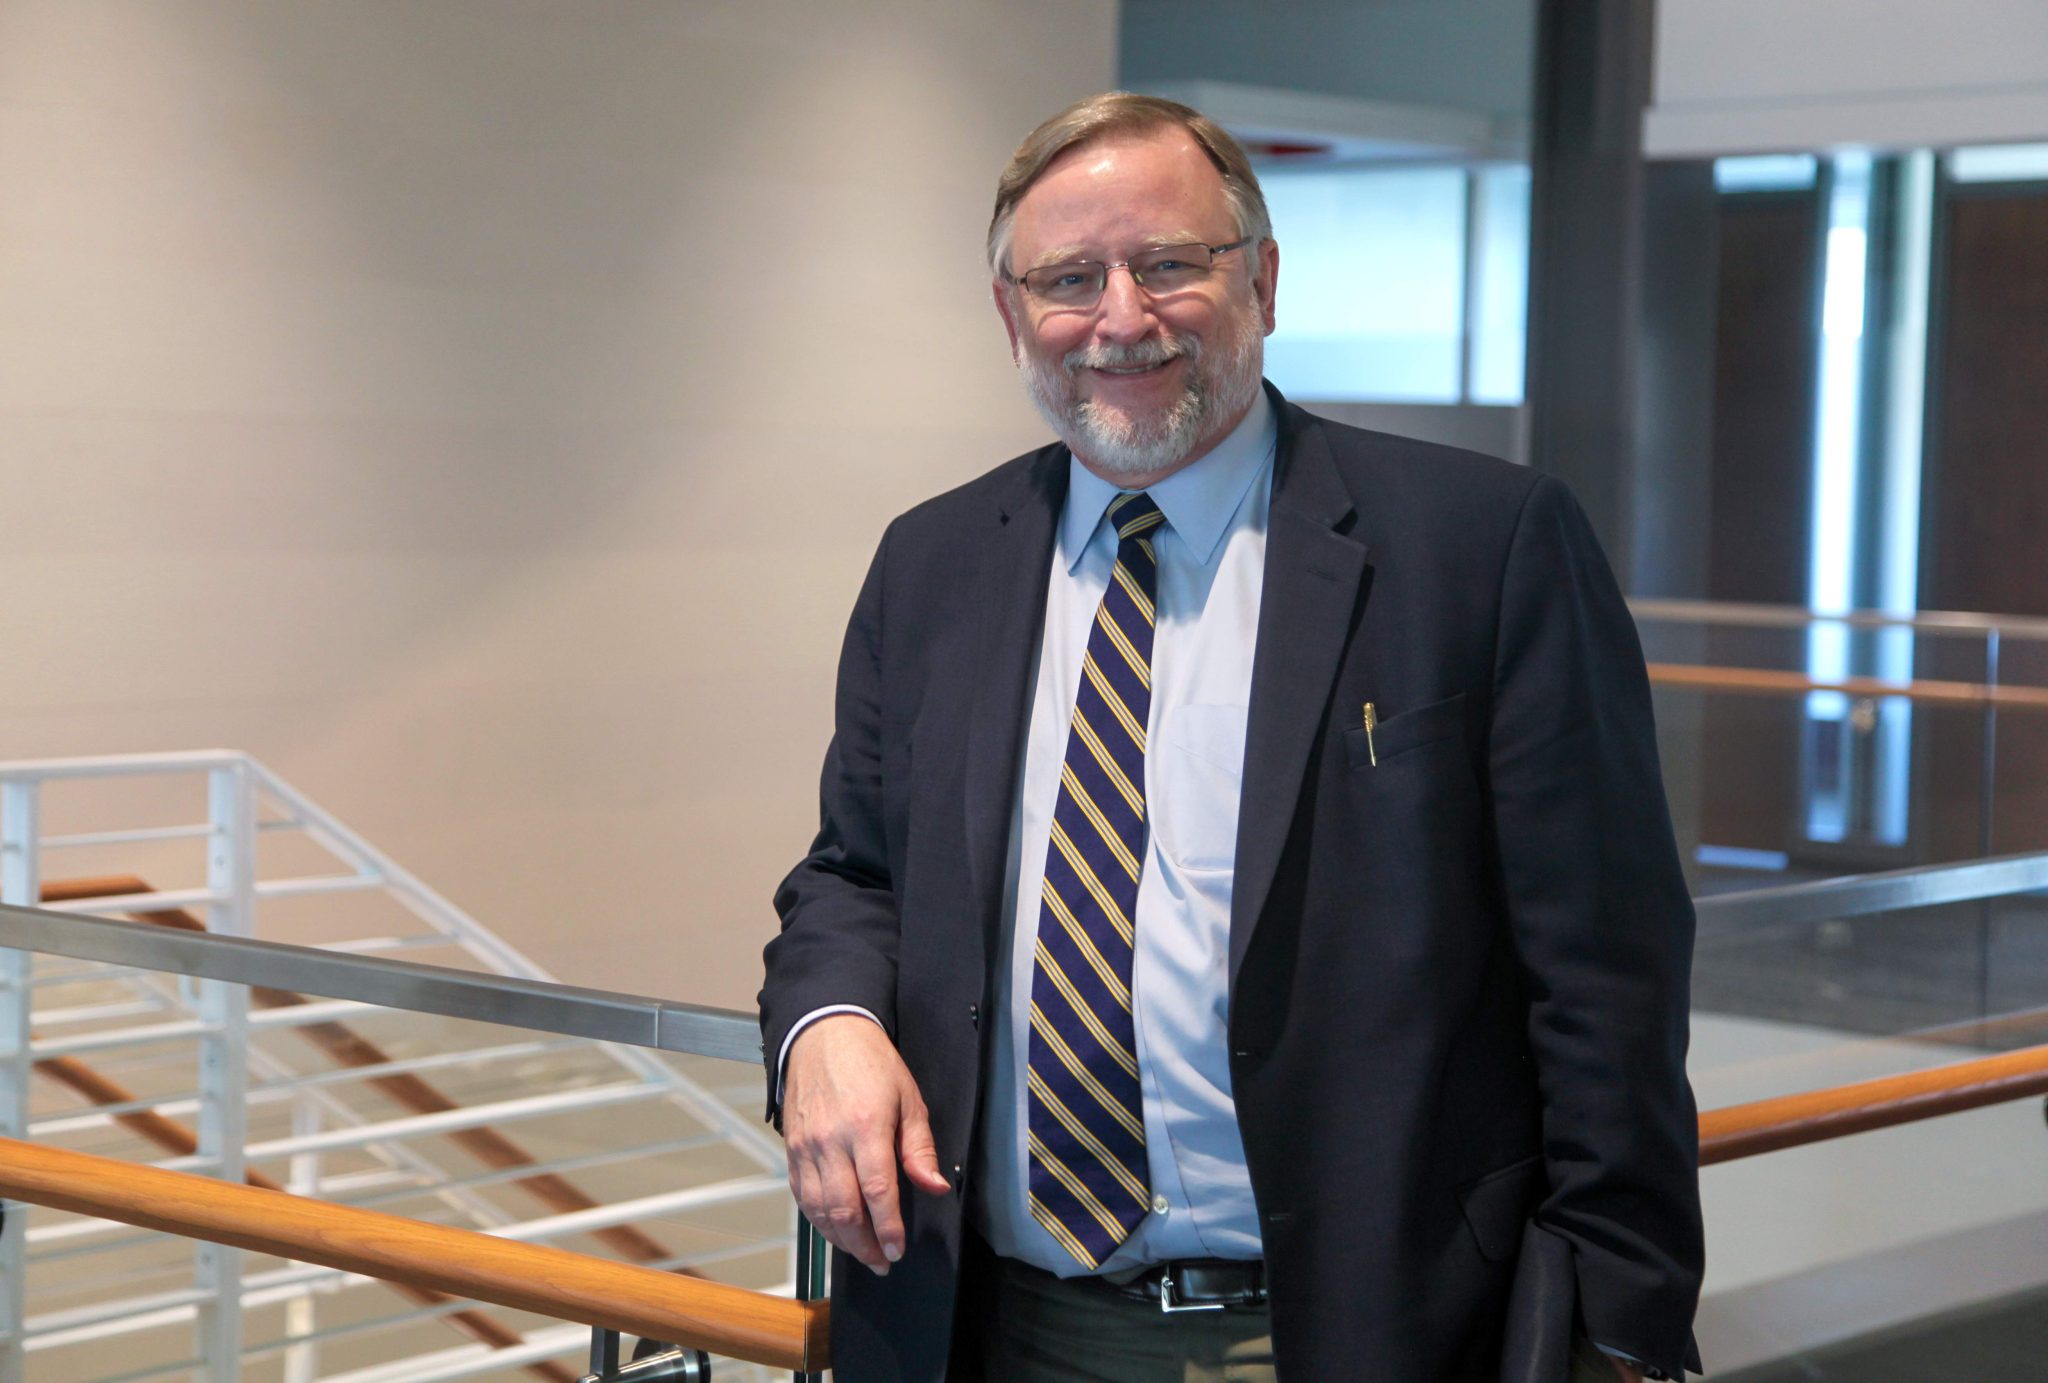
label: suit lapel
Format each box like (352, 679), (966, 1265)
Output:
(1229, 401), (1371, 983)
(962, 449), (1066, 944)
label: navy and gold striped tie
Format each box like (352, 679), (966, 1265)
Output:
(1026, 490), (1164, 1268)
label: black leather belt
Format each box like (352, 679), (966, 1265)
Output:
(1099, 1258), (1267, 1313)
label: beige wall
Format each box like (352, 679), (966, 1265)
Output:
(0, 1), (1117, 1007)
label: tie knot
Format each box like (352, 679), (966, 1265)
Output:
(1107, 491), (1164, 544)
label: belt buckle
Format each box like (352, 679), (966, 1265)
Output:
(1157, 1266), (1226, 1314)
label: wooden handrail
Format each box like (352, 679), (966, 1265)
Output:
(40, 874), (678, 1269)
(1646, 662), (2048, 712)
(1698, 1039), (2048, 1164)
(0, 1136), (826, 1372)
(30, 1053), (576, 1383)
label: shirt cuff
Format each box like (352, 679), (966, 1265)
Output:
(1595, 1344), (1674, 1380)
(774, 1005), (885, 1107)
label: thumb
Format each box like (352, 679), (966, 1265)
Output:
(897, 1102), (951, 1195)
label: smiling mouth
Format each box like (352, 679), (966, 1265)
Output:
(1092, 360), (1175, 376)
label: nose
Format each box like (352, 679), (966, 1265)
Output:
(1093, 264), (1157, 346)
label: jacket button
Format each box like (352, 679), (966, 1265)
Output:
(968, 1003), (980, 1026)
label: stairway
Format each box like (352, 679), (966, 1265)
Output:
(0, 751), (790, 1383)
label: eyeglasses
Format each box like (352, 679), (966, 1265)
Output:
(1010, 237), (1255, 307)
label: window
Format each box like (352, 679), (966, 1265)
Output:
(1948, 142), (2048, 184)
(1259, 163), (1528, 405)
(1713, 154), (1819, 193)
(1715, 151), (1933, 849)
(1468, 164), (1531, 406)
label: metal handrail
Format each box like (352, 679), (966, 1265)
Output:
(1693, 849), (2048, 930)
(10, 849), (2048, 1133)
(1645, 663), (2048, 711)
(8, 848), (2047, 1073)
(1629, 597), (2048, 642)
(0, 903), (761, 1063)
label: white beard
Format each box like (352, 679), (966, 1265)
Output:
(1018, 309), (1266, 479)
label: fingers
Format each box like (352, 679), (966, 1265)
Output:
(781, 1017), (952, 1275)
(789, 1132), (890, 1274)
(853, 1123), (907, 1265)
(818, 1137), (891, 1272)
(898, 1096), (951, 1196)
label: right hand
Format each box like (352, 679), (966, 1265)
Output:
(782, 1014), (951, 1275)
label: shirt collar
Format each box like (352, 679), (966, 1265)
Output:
(1059, 388), (1276, 572)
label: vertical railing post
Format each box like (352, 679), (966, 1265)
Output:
(1977, 628), (2002, 1040)
(281, 1091), (325, 1383)
(1979, 627), (2002, 860)
(0, 778), (41, 1383)
(195, 763), (255, 1380)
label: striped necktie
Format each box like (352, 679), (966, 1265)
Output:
(1026, 489), (1165, 1269)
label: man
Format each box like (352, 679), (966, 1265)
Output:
(760, 93), (1703, 1383)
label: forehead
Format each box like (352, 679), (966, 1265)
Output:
(1009, 126), (1234, 264)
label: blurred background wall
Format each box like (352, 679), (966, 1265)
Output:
(1647, 0), (2048, 155)
(0, 0), (1116, 1006)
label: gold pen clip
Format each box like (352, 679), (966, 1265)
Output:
(1362, 702), (1378, 766)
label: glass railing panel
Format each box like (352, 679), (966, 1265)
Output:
(1633, 603), (2048, 883)
(1, 912), (803, 1383)
(25, 1223), (301, 1383)
(1688, 856), (2048, 1362)
(1692, 891), (2048, 1052)
(21, 1211), (586, 1383)
(1691, 861), (2048, 1096)
(1984, 632), (2048, 859)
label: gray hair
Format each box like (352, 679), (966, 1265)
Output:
(987, 91), (1272, 277)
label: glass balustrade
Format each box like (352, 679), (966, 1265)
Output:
(0, 908), (809, 1383)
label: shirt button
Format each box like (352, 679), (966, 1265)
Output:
(1152, 1194), (1170, 1215)
(967, 1003), (979, 1026)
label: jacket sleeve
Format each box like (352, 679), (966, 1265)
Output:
(758, 525), (903, 1124)
(1486, 474), (1705, 1377)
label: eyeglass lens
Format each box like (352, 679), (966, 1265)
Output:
(1021, 243), (1219, 305)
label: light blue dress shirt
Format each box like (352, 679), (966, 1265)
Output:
(971, 391), (1278, 1275)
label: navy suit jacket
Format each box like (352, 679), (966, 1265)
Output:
(760, 386), (1704, 1382)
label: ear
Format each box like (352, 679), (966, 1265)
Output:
(992, 275), (1023, 357)
(1253, 238), (1279, 335)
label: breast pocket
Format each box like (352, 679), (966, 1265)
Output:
(1344, 692), (1467, 769)
(1154, 704), (1247, 872)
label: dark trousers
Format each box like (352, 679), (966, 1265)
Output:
(982, 1257), (1276, 1383)
(977, 1255), (1623, 1382)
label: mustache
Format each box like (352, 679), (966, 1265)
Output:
(1061, 335), (1200, 373)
